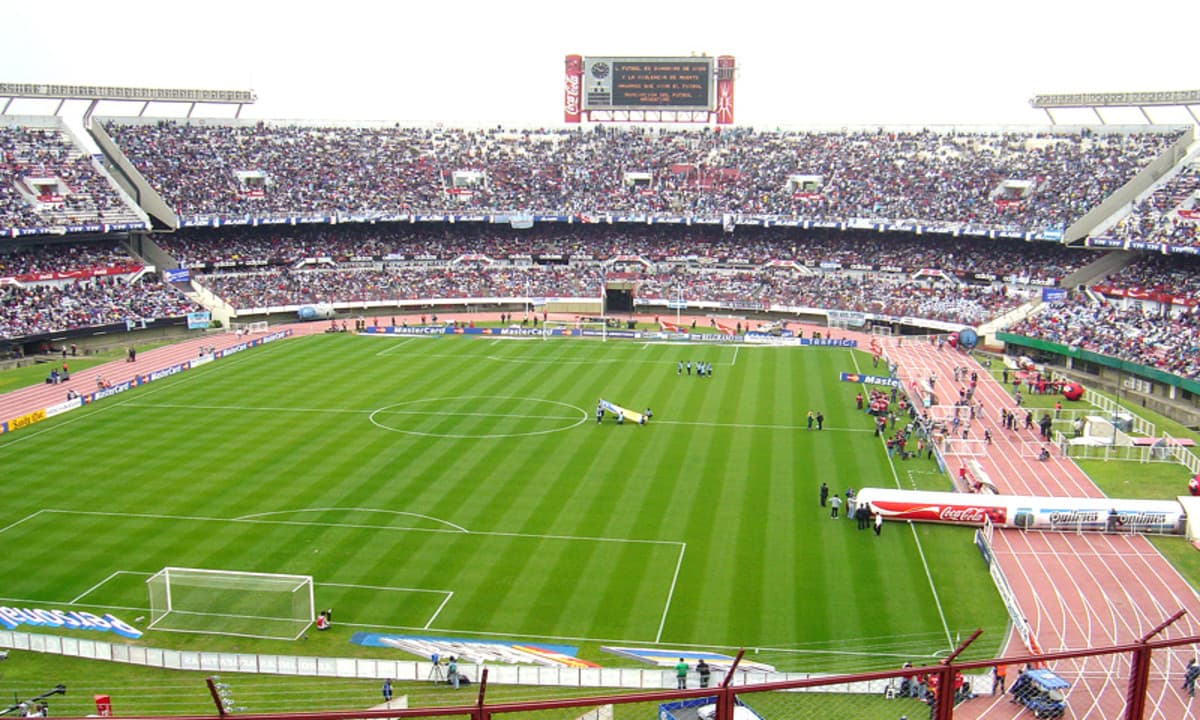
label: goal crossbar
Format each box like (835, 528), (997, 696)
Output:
(146, 567), (314, 641)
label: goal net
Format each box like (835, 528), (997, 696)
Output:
(146, 567), (315, 640)
(543, 320), (607, 341)
(229, 320), (269, 335)
(939, 437), (989, 458)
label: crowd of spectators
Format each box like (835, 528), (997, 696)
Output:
(0, 276), (199, 338)
(1006, 290), (1200, 379)
(171, 225), (1042, 325)
(103, 120), (1178, 233)
(1103, 164), (1200, 248)
(0, 239), (138, 278)
(157, 224), (1091, 284)
(7, 221), (1200, 382)
(0, 123), (142, 231)
(1091, 253), (1200, 303)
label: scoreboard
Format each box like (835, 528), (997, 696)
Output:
(582, 57), (714, 111)
(564, 55), (735, 124)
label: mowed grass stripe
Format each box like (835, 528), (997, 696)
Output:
(0, 333), (1008, 664)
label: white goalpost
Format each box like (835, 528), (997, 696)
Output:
(229, 320), (269, 335)
(542, 319), (608, 341)
(146, 567), (315, 640)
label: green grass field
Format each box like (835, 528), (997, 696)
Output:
(0, 333), (1010, 713)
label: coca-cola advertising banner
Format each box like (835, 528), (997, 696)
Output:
(2, 263), (143, 285)
(856, 488), (1184, 534)
(1091, 283), (1198, 308)
(564, 54), (583, 123)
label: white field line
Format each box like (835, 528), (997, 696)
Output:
(849, 349), (954, 651)
(656, 542), (687, 643)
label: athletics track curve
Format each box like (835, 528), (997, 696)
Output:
(879, 334), (1200, 720)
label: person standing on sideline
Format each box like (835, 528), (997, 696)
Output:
(830, 494), (842, 519)
(993, 665), (1006, 695)
(449, 656), (459, 689)
(382, 678), (393, 704)
(697, 658), (712, 688)
(819, 482), (829, 507)
(675, 658), (689, 689)
(816, 411), (824, 430)
(856, 503), (870, 530)
(1183, 658), (1199, 697)
(873, 512), (883, 536)
(845, 488), (855, 520)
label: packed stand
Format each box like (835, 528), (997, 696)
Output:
(157, 224), (1091, 284)
(0, 239), (140, 278)
(0, 123), (142, 231)
(0, 276), (201, 339)
(104, 120), (1179, 232)
(1006, 289), (1200, 379)
(155, 224), (1063, 325)
(1090, 253), (1200, 305)
(1103, 164), (1200, 248)
(0, 238), (200, 339)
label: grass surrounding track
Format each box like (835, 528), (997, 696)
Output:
(0, 333), (1012, 713)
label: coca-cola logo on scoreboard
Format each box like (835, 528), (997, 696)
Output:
(565, 74), (581, 116)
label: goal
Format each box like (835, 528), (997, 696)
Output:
(543, 319), (607, 341)
(146, 567), (315, 640)
(229, 320), (269, 335)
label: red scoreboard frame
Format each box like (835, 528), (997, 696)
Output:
(564, 55), (735, 124)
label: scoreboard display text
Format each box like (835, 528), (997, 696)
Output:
(582, 57), (715, 111)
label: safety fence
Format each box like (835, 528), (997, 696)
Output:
(7, 629), (1200, 719)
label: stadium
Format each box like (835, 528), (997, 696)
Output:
(2, 57), (1200, 720)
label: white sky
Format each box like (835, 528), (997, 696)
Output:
(2, 0), (1198, 128)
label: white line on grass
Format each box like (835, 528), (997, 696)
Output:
(0, 509), (45, 535)
(732, 346), (739, 366)
(0, 336), (295, 451)
(235, 508), (469, 533)
(36, 508), (683, 546)
(322, 581), (452, 594)
(310, 619), (917, 659)
(654, 419), (873, 433)
(70, 570), (126, 604)
(655, 542), (686, 643)
(374, 337), (420, 356)
(122, 403), (582, 424)
(849, 350), (954, 651)
(425, 591), (454, 629)
(124, 402), (368, 414)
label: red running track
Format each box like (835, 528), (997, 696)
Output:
(880, 335), (1200, 719)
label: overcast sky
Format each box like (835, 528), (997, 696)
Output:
(3, 0), (1197, 128)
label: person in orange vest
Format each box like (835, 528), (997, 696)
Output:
(993, 664), (1007, 695)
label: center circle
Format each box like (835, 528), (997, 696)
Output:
(368, 396), (588, 439)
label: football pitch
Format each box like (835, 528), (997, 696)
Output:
(0, 333), (1008, 671)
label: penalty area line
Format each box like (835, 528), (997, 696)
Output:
(425, 591), (454, 630)
(655, 542), (686, 643)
